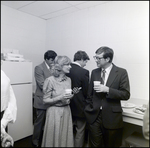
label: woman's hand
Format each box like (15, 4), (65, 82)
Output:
(59, 92), (74, 105)
(72, 87), (82, 94)
(64, 93), (74, 99)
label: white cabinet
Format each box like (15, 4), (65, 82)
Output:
(8, 84), (33, 141)
(1, 61), (32, 84)
(1, 61), (33, 141)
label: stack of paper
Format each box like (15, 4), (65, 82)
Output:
(4, 53), (25, 62)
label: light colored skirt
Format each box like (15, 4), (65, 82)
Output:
(41, 105), (74, 147)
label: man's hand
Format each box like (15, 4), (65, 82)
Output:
(94, 84), (109, 93)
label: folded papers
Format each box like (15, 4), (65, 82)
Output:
(6, 53), (24, 58)
(4, 52), (25, 62)
(133, 106), (147, 115)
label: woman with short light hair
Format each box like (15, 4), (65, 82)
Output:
(41, 55), (74, 147)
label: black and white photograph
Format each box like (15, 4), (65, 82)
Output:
(1, 1), (149, 147)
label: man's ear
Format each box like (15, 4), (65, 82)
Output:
(49, 58), (54, 62)
(106, 57), (110, 62)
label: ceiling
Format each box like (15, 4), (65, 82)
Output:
(1, 1), (109, 20)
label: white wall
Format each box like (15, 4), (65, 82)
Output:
(46, 1), (149, 100)
(1, 5), (46, 92)
(1, 2), (149, 100)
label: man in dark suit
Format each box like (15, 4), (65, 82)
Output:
(84, 46), (130, 147)
(66, 50), (90, 147)
(32, 50), (57, 147)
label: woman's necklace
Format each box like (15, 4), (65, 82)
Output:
(56, 75), (67, 82)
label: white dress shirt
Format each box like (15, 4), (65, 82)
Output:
(1, 70), (17, 132)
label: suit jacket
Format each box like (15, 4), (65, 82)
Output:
(84, 64), (130, 129)
(66, 63), (89, 118)
(34, 62), (52, 110)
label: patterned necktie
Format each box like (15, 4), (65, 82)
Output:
(101, 69), (106, 84)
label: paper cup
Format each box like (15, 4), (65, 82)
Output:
(65, 89), (72, 94)
(94, 81), (101, 87)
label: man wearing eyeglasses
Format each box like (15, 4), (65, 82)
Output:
(84, 46), (130, 147)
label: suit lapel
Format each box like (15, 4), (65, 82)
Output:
(106, 64), (118, 87)
(42, 62), (48, 69)
(42, 62), (51, 77)
(95, 68), (102, 81)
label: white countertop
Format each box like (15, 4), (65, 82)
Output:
(122, 107), (143, 120)
(121, 98), (148, 126)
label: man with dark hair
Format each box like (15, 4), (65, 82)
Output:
(66, 50), (90, 147)
(32, 50), (57, 147)
(84, 46), (130, 147)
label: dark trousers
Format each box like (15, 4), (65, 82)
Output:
(88, 110), (123, 147)
(72, 116), (86, 147)
(32, 109), (46, 146)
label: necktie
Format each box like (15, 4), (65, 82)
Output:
(101, 69), (106, 84)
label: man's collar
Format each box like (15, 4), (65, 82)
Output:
(72, 61), (81, 67)
(102, 63), (113, 72)
(44, 61), (50, 69)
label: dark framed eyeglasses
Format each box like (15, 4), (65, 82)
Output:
(93, 56), (104, 61)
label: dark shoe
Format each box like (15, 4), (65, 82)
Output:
(32, 142), (39, 147)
